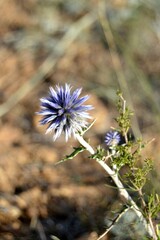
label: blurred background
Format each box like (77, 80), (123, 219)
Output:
(0, 0), (160, 239)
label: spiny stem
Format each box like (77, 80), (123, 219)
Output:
(97, 207), (130, 240)
(75, 134), (155, 239)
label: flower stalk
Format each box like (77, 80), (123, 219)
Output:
(75, 134), (156, 239)
(38, 85), (159, 239)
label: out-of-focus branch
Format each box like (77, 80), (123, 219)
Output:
(98, 0), (141, 138)
(0, 12), (97, 118)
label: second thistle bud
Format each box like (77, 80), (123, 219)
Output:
(105, 130), (121, 147)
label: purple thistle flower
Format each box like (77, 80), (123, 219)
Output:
(105, 130), (121, 147)
(37, 84), (93, 141)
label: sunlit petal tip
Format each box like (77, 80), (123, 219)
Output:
(37, 84), (93, 141)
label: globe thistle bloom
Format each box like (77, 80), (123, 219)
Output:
(37, 84), (93, 141)
(105, 130), (121, 147)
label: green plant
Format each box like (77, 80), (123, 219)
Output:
(38, 86), (160, 240)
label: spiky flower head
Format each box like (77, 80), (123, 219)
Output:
(105, 130), (121, 147)
(37, 84), (93, 141)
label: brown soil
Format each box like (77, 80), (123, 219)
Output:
(0, 1), (160, 240)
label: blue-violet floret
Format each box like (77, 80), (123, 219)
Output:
(105, 130), (121, 147)
(37, 84), (93, 141)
